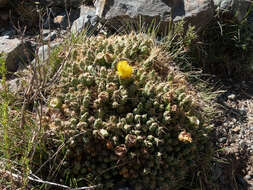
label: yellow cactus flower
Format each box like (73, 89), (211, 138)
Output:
(178, 131), (192, 143)
(117, 60), (133, 79)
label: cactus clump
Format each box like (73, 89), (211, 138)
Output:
(39, 33), (212, 189)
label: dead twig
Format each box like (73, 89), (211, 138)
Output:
(34, 131), (86, 175)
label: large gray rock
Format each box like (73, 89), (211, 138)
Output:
(0, 0), (8, 8)
(214, 0), (252, 21)
(71, 6), (98, 34)
(95, 0), (214, 32)
(0, 37), (34, 72)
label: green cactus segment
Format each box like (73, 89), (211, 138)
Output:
(39, 33), (212, 189)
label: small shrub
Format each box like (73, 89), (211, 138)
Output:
(197, 10), (253, 79)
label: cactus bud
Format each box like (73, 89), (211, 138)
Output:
(125, 134), (137, 147)
(49, 97), (62, 108)
(77, 122), (88, 129)
(188, 116), (200, 128)
(114, 144), (127, 157)
(94, 118), (102, 129)
(112, 101), (119, 109)
(126, 113), (134, 124)
(124, 124), (132, 132)
(99, 129), (109, 138)
(106, 82), (117, 93)
(98, 91), (109, 103)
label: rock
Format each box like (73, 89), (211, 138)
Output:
(218, 137), (227, 143)
(0, 35), (9, 39)
(42, 30), (57, 42)
(232, 126), (241, 133)
(0, 0), (8, 8)
(0, 78), (21, 93)
(80, 4), (94, 16)
(0, 37), (34, 72)
(71, 6), (98, 34)
(56, 10), (80, 29)
(228, 93), (236, 100)
(35, 43), (60, 64)
(223, 145), (239, 154)
(54, 15), (67, 27)
(95, 0), (214, 33)
(213, 0), (251, 22)
(239, 140), (247, 149)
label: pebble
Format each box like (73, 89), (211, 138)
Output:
(218, 137), (227, 143)
(43, 31), (57, 42)
(239, 140), (247, 149)
(239, 107), (247, 114)
(245, 175), (251, 180)
(232, 126), (241, 133)
(228, 94), (236, 100)
(223, 122), (228, 127)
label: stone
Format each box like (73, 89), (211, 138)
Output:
(245, 175), (251, 180)
(232, 126), (241, 133)
(0, 0), (8, 8)
(0, 37), (34, 72)
(34, 43), (60, 64)
(218, 137), (227, 143)
(54, 15), (67, 26)
(95, 0), (214, 33)
(80, 4), (94, 16)
(0, 78), (20, 93)
(42, 30), (57, 42)
(228, 93), (236, 100)
(71, 6), (98, 34)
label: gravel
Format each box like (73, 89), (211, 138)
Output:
(213, 80), (253, 189)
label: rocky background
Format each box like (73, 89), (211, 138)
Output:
(1, 0), (253, 190)
(0, 0), (252, 76)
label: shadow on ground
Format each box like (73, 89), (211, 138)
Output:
(210, 79), (253, 190)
